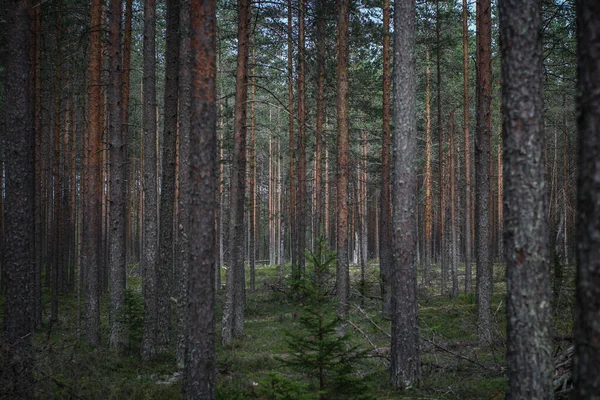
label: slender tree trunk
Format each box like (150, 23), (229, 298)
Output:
(83, 0), (103, 345)
(108, 0), (127, 350)
(462, 0), (472, 294)
(1, 0), (34, 395)
(223, 0), (250, 343)
(122, 0), (133, 264)
(562, 93), (568, 265)
(424, 47), (432, 286)
(51, 3), (62, 322)
(336, 0), (350, 319)
(574, 2), (600, 396)
(141, 0), (159, 360)
(175, 0), (191, 368)
(314, 0), (325, 247)
(436, 0), (446, 296)
(157, 0), (180, 346)
(500, 1), (553, 397)
(390, 0), (419, 388)
(297, 0), (307, 275)
(287, 0), (297, 275)
(32, 4), (43, 328)
(475, 0), (493, 344)
(450, 110), (459, 297)
(380, 0), (393, 315)
(249, 46), (256, 290)
(496, 81), (503, 264)
(183, 1), (217, 397)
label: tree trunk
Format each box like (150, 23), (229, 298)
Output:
(500, 1), (553, 397)
(123, 0), (133, 264)
(141, 0), (159, 360)
(475, 0), (493, 345)
(314, 0), (325, 247)
(51, 3), (62, 322)
(157, 0), (180, 346)
(436, 0), (446, 296)
(390, 0), (419, 388)
(249, 45), (256, 290)
(287, 0), (296, 274)
(336, 0), (350, 319)
(83, 0), (103, 345)
(32, 4), (43, 328)
(297, 0), (307, 275)
(562, 93), (568, 265)
(450, 110), (458, 297)
(108, 0), (127, 350)
(424, 46), (432, 286)
(1, 0), (35, 395)
(380, 0), (393, 315)
(183, 1), (217, 397)
(462, 0), (472, 295)
(175, 0), (191, 369)
(223, 0), (250, 343)
(574, 2), (600, 397)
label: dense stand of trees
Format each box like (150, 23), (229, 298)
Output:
(1, 0), (599, 398)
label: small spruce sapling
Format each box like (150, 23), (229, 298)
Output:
(281, 239), (367, 399)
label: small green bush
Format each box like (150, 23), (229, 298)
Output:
(281, 239), (367, 399)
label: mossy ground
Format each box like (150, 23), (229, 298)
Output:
(0, 260), (574, 399)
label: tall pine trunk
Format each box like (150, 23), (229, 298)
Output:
(1, 0), (35, 395)
(336, 0), (350, 319)
(379, 0), (393, 315)
(500, 0), (553, 397)
(390, 0), (419, 388)
(297, 0), (307, 276)
(574, 1), (600, 396)
(157, 0), (180, 346)
(84, 0), (103, 345)
(475, 0), (493, 344)
(141, 0), (159, 360)
(222, 0), (250, 343)
(462, 0), (472, 294)
(108, 0), (127, 350)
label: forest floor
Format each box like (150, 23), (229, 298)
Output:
(0, 259), (575, 399)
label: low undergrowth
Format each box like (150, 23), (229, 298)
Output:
(0, 258), (575, 399)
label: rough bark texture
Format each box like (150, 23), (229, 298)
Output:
(222, 0), (250, 343)
(390, 0), (419, 388)
(462, 0), (472, 295)
(175, 0), (191, 368)
(314, 0), (325, 247)
(574, 2), (600, 397)
(436, 0), (446, 295)
(108, 0), (127, 350)
(379, 0), (393, 316)
(183, 1), (217, 397)
(449, 110), (458, 297)
(424, 47), (432, 286)
(122, 0), (133, 264)
(51, 5), (62, 321)
(33, 5), (43, 328)
(141, 0), (159, 360)
(297, 0), (307, 276)
(84, 0), (103, 345)
(249, 47), (256, 290)
(287, 0), (296, 273)
(157, 0), (180, 346)
(336, 0), (350, 319)
(475, 0), (493, 345)
(500, 1), (553, 397)
(1, 1), (34, 396)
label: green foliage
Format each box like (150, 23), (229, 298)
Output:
(117, 288), (144, 353)
(281, 240), (367, 399)
(256, 372), (314, 400)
